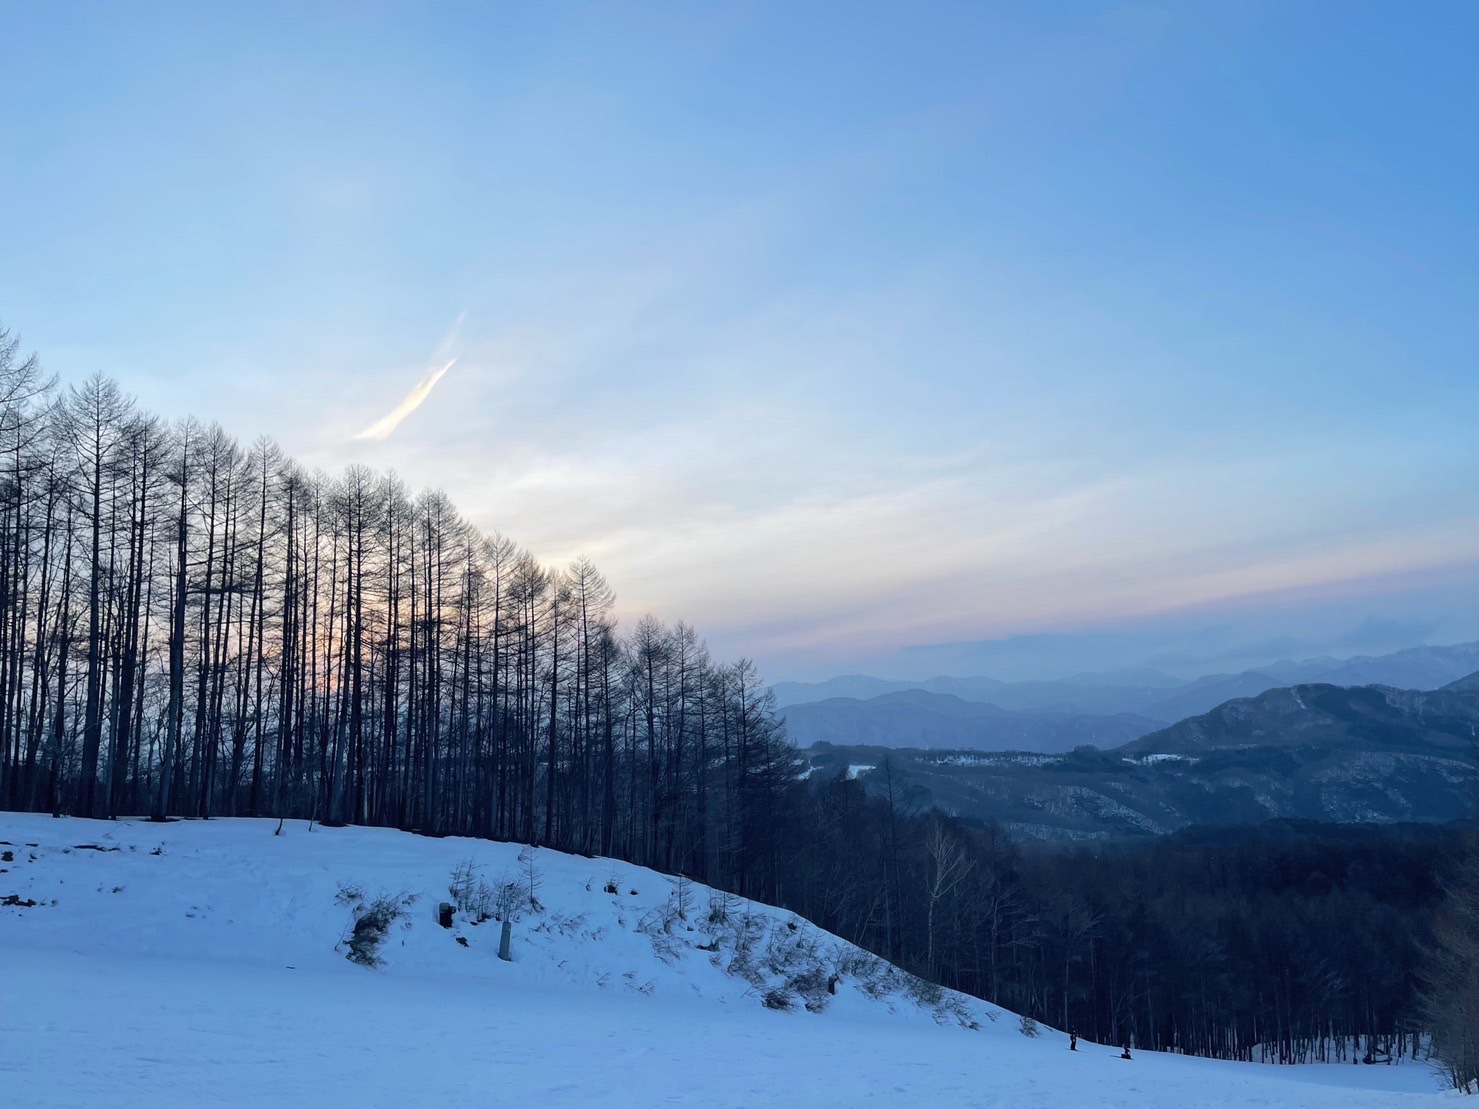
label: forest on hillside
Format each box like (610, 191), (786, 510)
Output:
(0, 324), (1472, 1077)
(779, 777), (1457, 1063)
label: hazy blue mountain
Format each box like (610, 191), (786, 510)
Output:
(1059, 667), (1184, 689)
(782, 675), (912, 703)
(779, 690), (1161, 753)
(771, 675), (1003, 708)
(1138, 671), (1287, 724)
(772, 675), (1176, 716)
(774, 641), (1479, 722)
(1261, 643), (1479, 690)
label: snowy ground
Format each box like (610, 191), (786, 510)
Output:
(0, 814), (1451, 1107)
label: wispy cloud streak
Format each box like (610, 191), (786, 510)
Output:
(354, 357), (457, 441)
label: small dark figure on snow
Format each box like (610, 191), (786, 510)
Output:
(1069, 1031), (1078, 1052)
(1120, 1045), (1132, 1061)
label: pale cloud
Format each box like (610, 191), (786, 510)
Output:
(346, 312), (467, 443)
(352, 357), (457, 441)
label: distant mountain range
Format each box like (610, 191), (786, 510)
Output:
(780, 690), (1161, 753)
(800, 669), (1479, 840)
(773, 641), (1479, 725)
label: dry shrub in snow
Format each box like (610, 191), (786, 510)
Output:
(336, 884), (418, 968)
(762, 987), (794, 1011)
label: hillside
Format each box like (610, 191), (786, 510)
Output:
(780, 689), (1162, 753)
(1445, 669), (1479, 693)
(1124, 682), (1479, 756)
(0, 814), (1440, 1106)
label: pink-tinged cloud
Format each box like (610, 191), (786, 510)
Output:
(354, 357), (457, 441)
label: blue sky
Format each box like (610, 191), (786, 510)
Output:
(2, 1), (1477, 681)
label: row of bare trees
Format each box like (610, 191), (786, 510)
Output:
(0, 326), (798, 901)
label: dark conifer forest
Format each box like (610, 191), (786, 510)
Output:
(782, 792), (1456, 1063)
(0, 324), (1468, 1070)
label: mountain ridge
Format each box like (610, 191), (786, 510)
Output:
(773, 642), (1479, 723)
(801, 678), (1479, 840)
(1125, 681), (1479, 758)
(780, 689), (1163, 753)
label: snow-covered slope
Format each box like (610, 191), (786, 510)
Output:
(0, 814), (1447, 1107)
